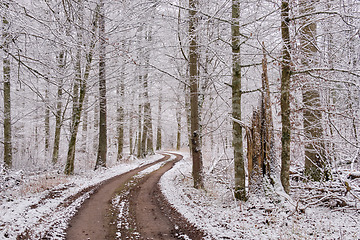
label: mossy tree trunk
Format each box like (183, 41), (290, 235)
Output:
(44, 85), (50, 154)
(65, 4), (98, 175)
(231, 0), (246, 200)
(52, 51), (65, 164)
(156, 93), (162, 151)
(176, 105), (181, 151)
(95, 0), (107, 169)
(280, 0), (292, 194)
(116, 45), (125, 161)
(189, 0), (204, 189)
(2, 6), (12, 169)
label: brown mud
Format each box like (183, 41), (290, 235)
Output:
(65, 153), (205, 240)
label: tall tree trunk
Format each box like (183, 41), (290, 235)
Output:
(81, 95), (88, 153)
(156, 93), (162, 151)
(129, 117), (134, 155)
(129, 89), (135, 156)
(52, 51), (65, 164)
(65, 5), (98, 175)
(189, 0), (204, 189)
(185, 85), (192, 152)
(143, 76), (154, 155)
(116, 63), (125, 161)
(137, 93), (143, 158)
(2, 7), (12, 169)
(231, 0), (246, 200)
(176, 104), (181, 151)
(93, 98), (99, 153)
(143, 29), (154, 155)
(44, 86), (50, 153)
(95, 0), (107, 169)
(280, 0), (292, 194)
(299, 0), (328, 181)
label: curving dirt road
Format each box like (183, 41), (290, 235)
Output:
(65, 153), (204, 240)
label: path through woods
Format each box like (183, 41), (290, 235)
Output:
(65, 153), (204, 239)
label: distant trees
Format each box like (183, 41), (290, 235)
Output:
(1, 0), (358, 203)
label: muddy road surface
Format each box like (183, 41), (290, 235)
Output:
(65, 153), (204, 240)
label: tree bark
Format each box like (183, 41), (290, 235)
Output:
(280, 0), (292, 194)
(65, 4), (98, 175)
(156, 93), (162, 151)
(116, 85), (125, 161)
(52, 51), (65, 164)
(95, 0), (107, 169)
(189, 0), (204, 189)
(299, 0), (328, 181)
(176, 105), (181, 151)
(248, 49), (275, 191)
(81, 95), (88, 153)
(231, 0), (246, 200)
(137, 90), (143, 158)
(116, 54), (125, 161)
(2, 7), (12, 169)
(44, 86), (50, 153)
(143, 77), (154, 155)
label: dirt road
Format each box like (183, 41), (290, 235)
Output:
(65, 153), (204, 240)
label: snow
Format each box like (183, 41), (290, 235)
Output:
(0, 154), (164, 239)
(160, 152), (360, 240)
(1, 152), (359, 239)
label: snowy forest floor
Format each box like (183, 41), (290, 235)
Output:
(161, 153), (360, 240)
(1, 152), (360, 239)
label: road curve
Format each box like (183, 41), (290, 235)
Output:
(65, 153), (204, 240)
(65, 154), (171, 239)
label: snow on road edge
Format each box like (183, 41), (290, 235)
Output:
(160, 152), (360, 240)
(0, 154), (164, 239)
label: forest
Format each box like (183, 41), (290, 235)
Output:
(1, 0), (360, 239)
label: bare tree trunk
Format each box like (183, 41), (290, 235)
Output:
(299, 0), (328, 181)
(189, 0), (204, 189)
(81, 95), (88, 153)
(156, 93), (162, 151)
(141, 100), (147, 158)
(231, 0), (246, 200)
(137, 95), (143, 158)
(143, 78), (154, 155)
(2, 7), (12, 169)
(93, 98), (99, 153)
(176, 105), (181, 151)
(65, 5), (98, 175)
(95, 0), (107, 169)
(44, 86), (50, 153)
(129, 117), (134, 155)
(248, 48), (275, 191)
(116, 64), (125, 161)
(129, 89), (135, 156)
(261, 46), (275, 179)
(185, 86), (192, 152)
(52, 51), (65, 164)
(280, 0), (291, 194)
(144, 29), (154, 155)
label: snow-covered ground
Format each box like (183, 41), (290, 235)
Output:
(160, 152), (360, 240)
(0, 154), (164, 239)
(1, 152), (359, 239)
